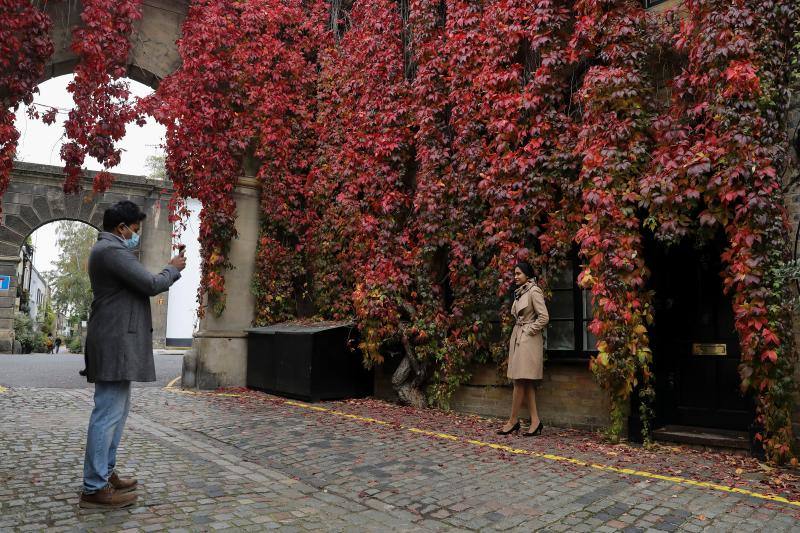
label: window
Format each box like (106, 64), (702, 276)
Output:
(544, 253), (597, 362)
(546, 265), (575, 351)
(643, 0), (668, 8)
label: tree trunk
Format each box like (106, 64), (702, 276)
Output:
(391, 327), (427, 408)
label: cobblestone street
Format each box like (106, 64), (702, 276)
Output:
(1, 385), (799, 532)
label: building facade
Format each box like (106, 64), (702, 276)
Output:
(27, 265), (49, 326)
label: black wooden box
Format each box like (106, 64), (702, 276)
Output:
(246, 322), (372, 401)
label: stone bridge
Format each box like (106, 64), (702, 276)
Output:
(1, 159), (259, 377)
(0, 162), (175, 352)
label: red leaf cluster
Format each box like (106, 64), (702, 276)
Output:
(0, 1), (53, 210)
(61, 0), (143, 193)
(308, 0), (414, 357)
(570, 0), (655, 440)
(640, 0), (799, 462)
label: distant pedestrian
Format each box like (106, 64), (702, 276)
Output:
(497, 261), (549, 437)
(79, 201), (186, 509)
(45, 334), (54, 354)
(54, 337), (62, 353)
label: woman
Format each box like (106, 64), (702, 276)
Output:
(498, 261), (549, 437)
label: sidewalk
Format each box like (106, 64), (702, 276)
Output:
(154, 348), (191, 356)
(1, 385), (798, 531)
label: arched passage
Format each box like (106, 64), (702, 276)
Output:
(0, 162), (175, 352)
(16, 219), (98, 354)
(13, 0), (261, 387)
(6, 0), (189, 353)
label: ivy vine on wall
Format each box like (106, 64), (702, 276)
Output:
(62, 0), (144, 193)
(641, 0), (800, 463)
(0, 0), (52, 211)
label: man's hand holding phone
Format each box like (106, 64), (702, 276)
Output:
(170, 244), (187, 271)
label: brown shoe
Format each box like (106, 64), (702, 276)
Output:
(109, 471), (138, 493)
(79, 484), (137, 509)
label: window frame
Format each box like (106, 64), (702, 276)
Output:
(545, 253), (598, 364)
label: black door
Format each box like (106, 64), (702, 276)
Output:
(647, 236), (752, 430)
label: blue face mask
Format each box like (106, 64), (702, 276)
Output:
(122, 225), (140, 249)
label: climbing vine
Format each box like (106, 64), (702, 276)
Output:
(403, 0), (496, 407)
(0, 0), (52, 210)
(247, 0), (328, 325)
(475, 0), (580, 373)
(61, 0), (143, 193)
(569, 0), (655, 441)
(478, 0), (578, 279)
(308, 0), (416, 384)
(147, 0), (253, 316)
(641, 0), (800, 463)
(151, 0), (330, 319)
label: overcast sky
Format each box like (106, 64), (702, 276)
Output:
(14, 75), (165, 274)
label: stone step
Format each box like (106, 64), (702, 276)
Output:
(652, 424), (750, 450)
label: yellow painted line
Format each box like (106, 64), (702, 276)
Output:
(161, 387), (800, 508)
(163, 376), (244, 398)
(333, 412), (391, 425)
(280, 397), (800, 508)
(408, 428), (459, 440)
(285, 400), (329, 412)
(0, 385), (7, 394)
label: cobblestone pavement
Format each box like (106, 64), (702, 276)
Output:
(1, 386), (799, 532)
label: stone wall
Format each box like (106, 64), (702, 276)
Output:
(42, 0), (187, 88)
(452, 363), (611, 429)
(374, 360), (611, 430)
(186, 179), (260, 390)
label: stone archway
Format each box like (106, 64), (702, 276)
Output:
(7, 0), (261, 386)
(41, 0), (188, 89)
(0, 162), (175, 352)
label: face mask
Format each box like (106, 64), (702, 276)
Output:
(122, 225), (140, 249)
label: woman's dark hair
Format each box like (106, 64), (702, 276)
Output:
(103, 200), (146, 231)
(515, 261), (536, 280)
(503, 261), (537, 304)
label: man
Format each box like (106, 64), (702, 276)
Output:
(79, 201), (186, 509)
(54, 336), (62, 353)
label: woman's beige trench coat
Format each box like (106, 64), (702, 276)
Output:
(507, 280), (549, 380)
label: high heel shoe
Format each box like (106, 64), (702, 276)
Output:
(496, 421), (520, 435)
(523, 421), (543, 437)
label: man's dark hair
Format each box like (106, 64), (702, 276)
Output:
(102, 201), (146, 231)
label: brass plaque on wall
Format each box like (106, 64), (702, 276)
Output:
(692, 343), (727, 356)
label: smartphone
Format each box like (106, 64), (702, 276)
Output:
(178, 244), (186, 256)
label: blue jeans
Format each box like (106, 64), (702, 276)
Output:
(83, 381), (132, 493)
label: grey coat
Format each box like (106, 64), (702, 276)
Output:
(85, 232), (181, 383)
